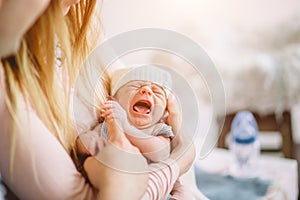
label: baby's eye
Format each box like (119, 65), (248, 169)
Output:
(154, 92), (164, 98)
(152, 88), (165, 96)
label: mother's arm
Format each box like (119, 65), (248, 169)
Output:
(167, 94), (196, 175)
(84, 141), (149, 200)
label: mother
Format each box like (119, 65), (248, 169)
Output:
(0, 0), (195, 199)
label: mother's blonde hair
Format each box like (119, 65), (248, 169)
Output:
(1, 0), (103, 163)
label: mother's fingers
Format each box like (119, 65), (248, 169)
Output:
(167, 94), (181, 114)
(166, 93), (182, 134)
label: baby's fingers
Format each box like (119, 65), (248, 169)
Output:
(101, 100), (113, 110)
(102, 109), (113, 118)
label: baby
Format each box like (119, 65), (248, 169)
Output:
(100, 65), (191, 199)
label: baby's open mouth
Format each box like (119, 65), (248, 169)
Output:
(133, 100), (152, 114)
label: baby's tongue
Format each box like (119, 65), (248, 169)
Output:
(134, 105), (150, 114)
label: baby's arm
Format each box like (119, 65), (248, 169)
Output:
(125, 125), (171, 162)
(101, 100), (171, 162)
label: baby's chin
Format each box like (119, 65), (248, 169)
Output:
(132, 121), (152, 129)
(129, 113), (163, 129)
(130, 118), (153, 129)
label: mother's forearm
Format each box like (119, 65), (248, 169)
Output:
(170, 136), (195, 176)
(83, 140), (149, 199)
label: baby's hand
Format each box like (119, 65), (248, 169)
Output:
(101, 100), (130, 132)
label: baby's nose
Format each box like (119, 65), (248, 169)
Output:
(140, 86), (152, 96)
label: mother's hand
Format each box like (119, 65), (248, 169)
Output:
(82, 128), (149, 199)
(166, 93), (195, 176)
(166, 94), (182, 135)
